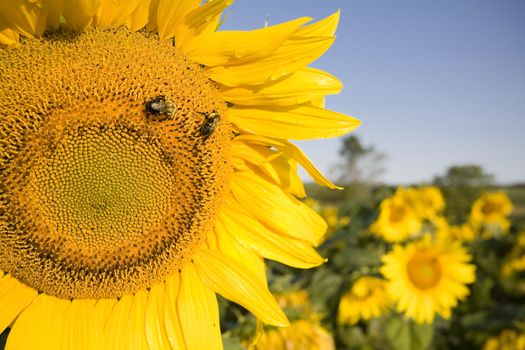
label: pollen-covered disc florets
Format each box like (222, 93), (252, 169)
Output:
(0, 28), (232, 298)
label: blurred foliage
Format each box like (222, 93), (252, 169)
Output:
(221, 170), (525, 349)
(433, 165), (494, 188)
(432, 164), (493, 224)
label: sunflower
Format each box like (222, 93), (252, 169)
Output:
(370, 187), (422, 242)
(448, 223), (476, 242)
(337, 276), (391, 325)
(414, 186), (445, 221)
(380, 235), (476, 323)
(483, 330), (525, 350)
(435, 218), (477, 243)
(469, 191), (513, 235)
(502, 231), (525, 276)
(305, 198), (350, 238)
(275, 290), (311, 312)
(248, 290), (334, 350)
(254, 320), (335, 350)
(243, 289), (335, 350)
(0, 1), (360, 349)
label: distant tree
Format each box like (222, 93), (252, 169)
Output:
(433, 164), (494, 224)
(433, 165), (494, 187)
(332, 135), (386, 185)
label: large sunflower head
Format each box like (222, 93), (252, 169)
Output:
(0, 1), (360, 348)
(380, 235), (476, 323)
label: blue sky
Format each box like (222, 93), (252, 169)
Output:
(222, 0), (525, 184)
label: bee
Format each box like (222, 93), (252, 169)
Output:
(199, 111), (220, 140)
(144, 95), (176, 121)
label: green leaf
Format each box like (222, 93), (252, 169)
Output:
(337, 324), (367, 348)
(385, 316), (434, 350)
(222, 335), (247, 350)
(308, 267), (343, 311)
(331, 242), (384, 270)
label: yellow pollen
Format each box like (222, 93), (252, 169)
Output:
(0, 28), (232, 298)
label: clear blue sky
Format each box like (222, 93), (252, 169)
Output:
(221, 0), (525, 185)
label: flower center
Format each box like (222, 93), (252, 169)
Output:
(406, 252), (442, 290)
(389, 204), (407, 223)
(0, 28), (232, 298)
(481, 201), (502, 216)
(352, 283), (372, 300)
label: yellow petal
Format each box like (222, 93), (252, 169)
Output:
(63, 299), (102, 350)
(0, 0), (48, 36)
(177, 264), (222, 350)
(176, 0), (234, 47)
(164, 274), (186, 350)
(208, 12), (339, 87)
(311, 97), (326, 108)
(146, 282), (171, 350)
(156, 0), (200, 40)
(236, 134), (341, 189)
(100, 292), (154, 350)
(126, 0), (150, 31)
(276, 140), (339, 190)
(229, 104), (360, 140)
(94, 298), (117, 328)
(295, 10), (340, 37)
(102, 294), (133, 350)
(231, 142), (305, 197)
(122, 290), (149, 350)
(264, 155), (306, 198)
(0, 276), (38, 334)
(231, 140), (280, 172)
(212, 221), (267, 285)
(210, 35), (334, 86)
(6, 294), (69, 350)
(184, 17), (310, 66)
(0, 27), (18, 47)
(221, 68), (342, 106)
(145, 0), (159, 30)
(62, 0), (102, 31)
(218, 205), (325, 268)
(95, 0), (142, 27)
(231, 171), (327, 245)
(45, 0), (63, 30)
(194, 249), (289, 326)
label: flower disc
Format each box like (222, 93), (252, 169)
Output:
(406, 252), (442, 290)
(0, 28), (232, 299)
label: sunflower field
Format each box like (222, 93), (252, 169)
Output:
(219, 184), (525, 350)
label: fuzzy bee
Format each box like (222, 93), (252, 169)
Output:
(199, 112), (220, 140)
(144, 95), (176, 121)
